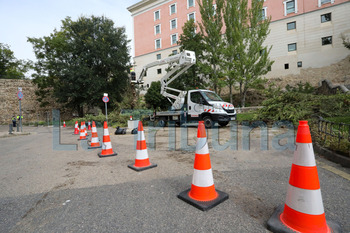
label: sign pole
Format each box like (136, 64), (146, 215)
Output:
(17, 87), (23, 132)
(105, 102), (108, 123)
(19, 99), (22, 132)
(102, 93), (109, 124)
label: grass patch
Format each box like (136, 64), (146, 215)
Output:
(325, 116), (350, 124)
(237, 112), (256, 122)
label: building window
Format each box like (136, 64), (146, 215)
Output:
(156, 54), (161, 60)
(260, 49), (266, 56)
(157, 68), (162, 74)
(321, 13), (331, 23)
(212, 4), (217, 16)
(288, 43), (297, 52)
(287, 21), (296, 30)
(188, 12), (195, 21)
(322, 36), (332, 45)
(154, 10), (160, 21)
(170, 3), (177, 15)
(297, 61), (302, 68)
(285, 63), (289, 69)
(172, 50), (178, 55)
(318, 0), (334, 7)
(155, 39), (161, 49)
(154, 24), (161, 35)
(188, 0), (195, 8)
(261, 7), (267, 20)
(147, 84), (150, 88)
(170, 18), (177, 30)
(283, 0), (298, 16)
(171, 34), (178, 45)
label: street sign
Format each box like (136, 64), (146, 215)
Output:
(17, 91), (23, 100)
(102, 96), (109, 103)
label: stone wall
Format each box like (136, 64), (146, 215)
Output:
(0, 79), (67, 125)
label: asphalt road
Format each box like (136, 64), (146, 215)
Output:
(0, 124), (349, 232)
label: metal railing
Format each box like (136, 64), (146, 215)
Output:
(317, 116), (350, 149)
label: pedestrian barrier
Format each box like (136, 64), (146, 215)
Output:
(98, 121), (118, 158)
(177, 121), (228, 211)
(128, 121), (157, 171)
(267, 120), (342, 233)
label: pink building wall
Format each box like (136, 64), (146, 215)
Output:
(132, 0), (348, 57)
(134, 0), (203, 57)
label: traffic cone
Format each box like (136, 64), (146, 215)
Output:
(63, 121), (66, 127)
(98, 121), (117, 158)
(88, 121), (91, 130)
(77, 122), (87, 140)
(83, 122), (88, 137)
(177, 121), (228, 211)
(73, 121), (79, 135)
(128, 121), (157, 171)
(88, 121), (101, 149)
(267, 121), (342, 233)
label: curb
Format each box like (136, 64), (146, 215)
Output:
(314, 143), (350, 168)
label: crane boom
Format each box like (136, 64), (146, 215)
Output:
(132, 50), (196, 110)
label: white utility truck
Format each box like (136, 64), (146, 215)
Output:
(131, 50), (236, 128)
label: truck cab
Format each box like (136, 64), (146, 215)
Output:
(187, 90), (236, 128)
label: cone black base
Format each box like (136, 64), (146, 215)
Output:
(88, 145), (102, 149)
(98, 152), (118, 158)
(128, 163), (157, 172)
(177, 188), (229, 211)
(267, 205), (342, 233)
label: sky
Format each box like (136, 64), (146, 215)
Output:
(0, 0), (140, 63)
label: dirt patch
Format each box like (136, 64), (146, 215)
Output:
(67, 161), (98, 168)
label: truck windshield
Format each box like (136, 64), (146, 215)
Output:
(202, 91), (223, 102)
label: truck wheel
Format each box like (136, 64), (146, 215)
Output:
(203, 116), (213, 128)
(158, 120), (167, 127)
(219, 121), (229, 127)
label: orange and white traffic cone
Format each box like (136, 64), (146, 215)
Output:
(267, 121), (341, 233)
(83, 122), (88, 137)
(177, 121), (228, 211)
(63, 121), (66, 127)
(128, 121), (157, 171)
(88, 121), (101, 149)
(77, 122), (87, 140)
(73, 121), (79, 135)
(98, 121), (117, 158)
(88, 121), (91, 130)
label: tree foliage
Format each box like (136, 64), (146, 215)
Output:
(0, 43), (31, 79)
(28, 16), (130, 116)
(223, 0), (274, 107)
(144, 81), (171, 110)
(171, 19), (206, 90)
(341, 33), (350, 50)
(198, 0), (225, 93)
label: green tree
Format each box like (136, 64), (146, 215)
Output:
(223, 0), (274, 107)
(0, 43), (31, 79)
(171, 19), (206, 90)
(144, 81), (170, 110)
(28, 16), (130, 116)
(198, 0), (225, 93)
(341, 33), (350, 49)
